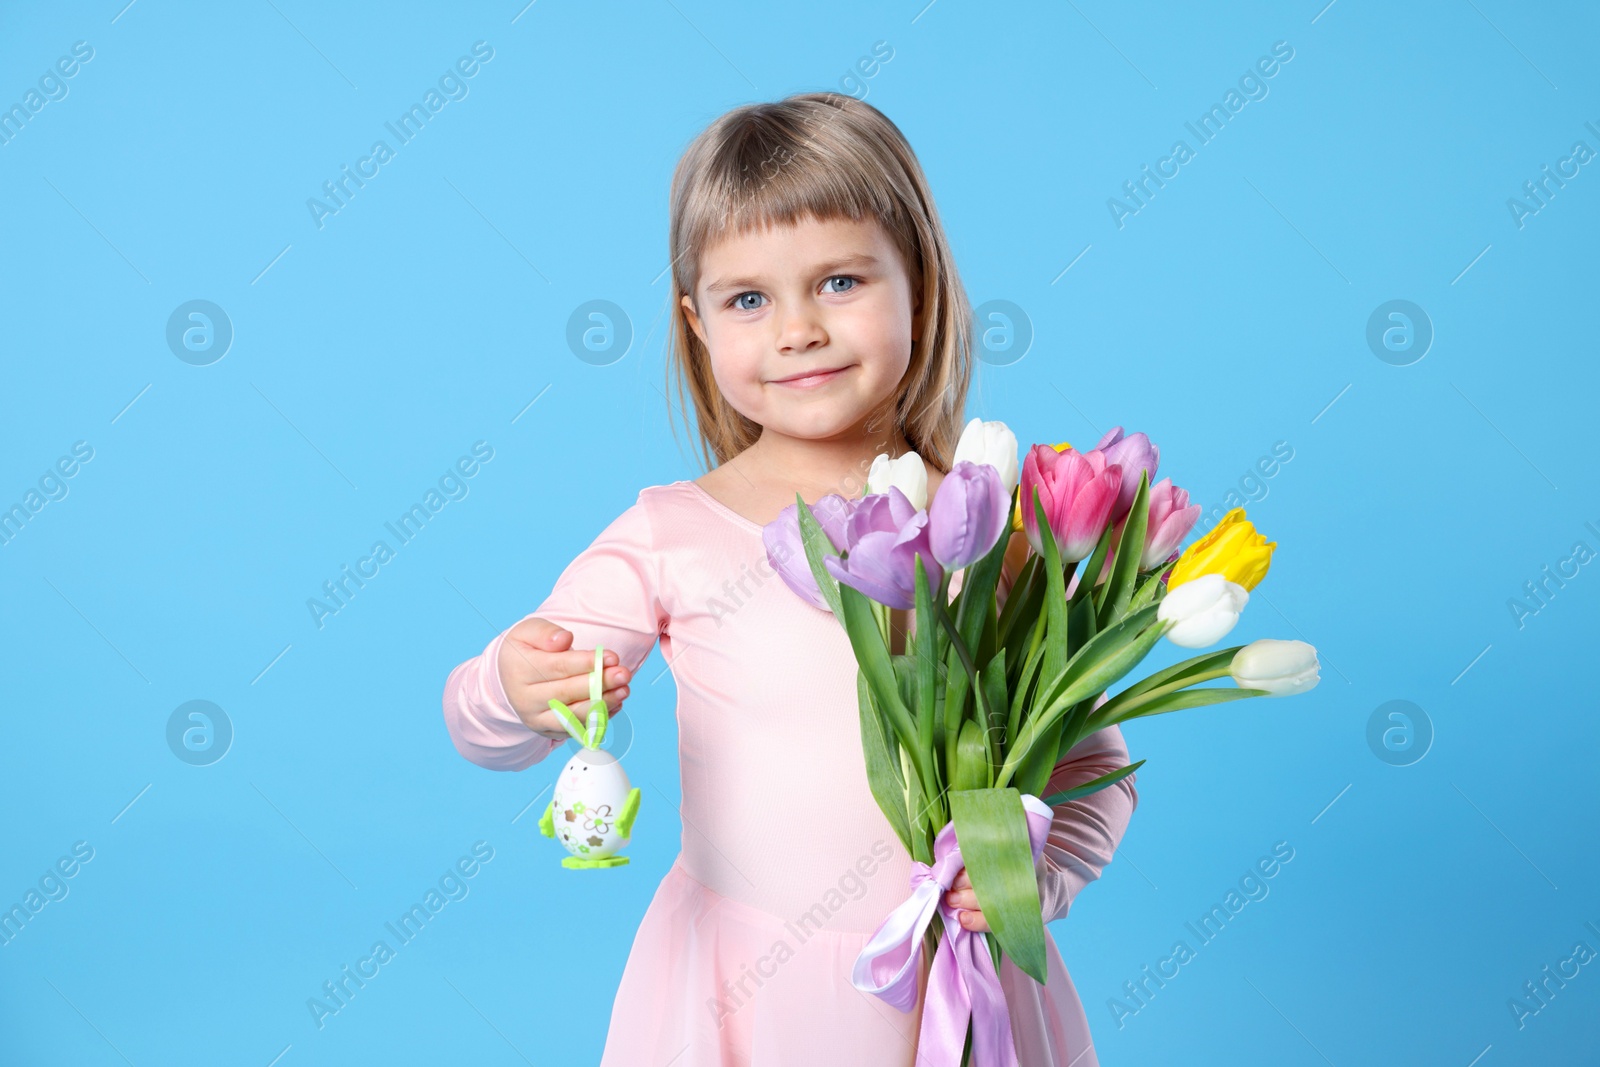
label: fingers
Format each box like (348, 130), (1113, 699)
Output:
(499, 617), (633, 734)
(502, 619), (622, 687)
(555, 687), (631, 724)
(944, 897), (988, 931)
(509, 647), (623, 687)
(528, 683), (630, 740)
(580, 681), (630, 714)
(537, 626), (621, 673)
(514, 617), (620, 660)
(535, 620), (573, 650)
(943, 896), (988, 930)
(944, 867), (988, 931)
(533, 665), (631, 708)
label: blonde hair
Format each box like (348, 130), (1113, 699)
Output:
(664, 91), (973, 475)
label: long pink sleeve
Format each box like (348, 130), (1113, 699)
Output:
(441, 493), (666, 772)
(1035, 723), (1138, 925)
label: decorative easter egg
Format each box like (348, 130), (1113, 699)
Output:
(550, 747), (637, 865)
(536, 644), (642, 869)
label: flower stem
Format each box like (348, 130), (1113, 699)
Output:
(933, 595), (979, 685)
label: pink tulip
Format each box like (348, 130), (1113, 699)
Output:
(1091, 476), (1201, 583)
(1142, 478), (1201, 570)
(1017, 444), (1121, 562)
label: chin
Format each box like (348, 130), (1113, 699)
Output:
(772, 411), (864, 439)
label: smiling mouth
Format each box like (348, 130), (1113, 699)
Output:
(771, 365), (852, 387)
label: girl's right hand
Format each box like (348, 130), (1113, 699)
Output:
(496, 617), (632, 740)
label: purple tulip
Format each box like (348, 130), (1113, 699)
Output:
(928, 461), (1009, 570)
(1093, 426), (1160, 523)
(824, 485), (944, 610)
(762, 493), (858, 611)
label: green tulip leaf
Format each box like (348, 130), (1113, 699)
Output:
(1128, 567), (1169, 613)
(1040, 760), (1145, 807)
(981, 647), (1007, 778)
(950, 787), (1048, 985)
(1006, 635), (1046, 749)
(943, 639), (973, 778)
(953, 718), (989, 793)
(856, 669), (914, 856)
(1071, 522), (1116, 611)
(1089, 647), (1244, 724)
(1096, 470), (1151, 628)
(1015, 492), (1073, 798)
(999, 602), (1166, 787)
(795, 493), (845, 619)
(998, 552), (1045, 665)
(1089, 686), (1267, 731)
(834, 579), (917, 759)
(914, 555), (940, 760)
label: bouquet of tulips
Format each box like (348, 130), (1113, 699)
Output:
(760, 419), (1319, 1067)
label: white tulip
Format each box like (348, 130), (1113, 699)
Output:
(867, 451), (928, 510)
(1157, 573), (1249, 648)
(952, 417), (1019, 496)
(1231, 639), (1320, 696)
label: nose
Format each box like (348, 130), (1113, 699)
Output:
(775, 299), (827, 354)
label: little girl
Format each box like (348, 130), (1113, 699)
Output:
(442, 91), (1136, 1066)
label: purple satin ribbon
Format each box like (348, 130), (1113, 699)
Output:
(849, 794), (1053, 1067)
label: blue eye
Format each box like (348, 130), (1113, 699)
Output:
(727, 276), (858, 311)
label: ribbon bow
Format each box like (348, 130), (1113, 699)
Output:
(849, 794), (1053, 1067)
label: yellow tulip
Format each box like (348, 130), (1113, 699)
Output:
(1011, 441), (1072, 531)
(1167, 508), (1275, 591)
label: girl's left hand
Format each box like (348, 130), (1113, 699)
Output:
(944, 866), (990, 932)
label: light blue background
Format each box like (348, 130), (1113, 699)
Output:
(2, 1), (1596, 1064)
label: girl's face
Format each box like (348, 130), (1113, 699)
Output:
(681, 214), (921, 447)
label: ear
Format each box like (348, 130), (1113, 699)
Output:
(681, 293), (707, 345)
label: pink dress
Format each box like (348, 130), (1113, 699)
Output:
(442, 479), (1138, 1066)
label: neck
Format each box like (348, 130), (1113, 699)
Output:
(741, 417), (912, 499)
